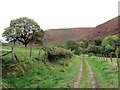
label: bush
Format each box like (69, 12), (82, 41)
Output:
(45, 47), (73, 62)
(115, 48), (120, 58)
(74, 47), (83, 55)
(65, 40), (79, 51)
(109, 52), (116, 58)
(88, 53), (94, 57)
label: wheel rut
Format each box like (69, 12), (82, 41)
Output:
(85, 60), (99, 88)
(73, 61), (83, 88)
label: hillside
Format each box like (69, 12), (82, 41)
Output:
(43, 28), (93, 46)
(43, 16), (120, 46)
(83, 16), (120, 44)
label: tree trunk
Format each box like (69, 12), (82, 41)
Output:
(25, 44), (27, 47)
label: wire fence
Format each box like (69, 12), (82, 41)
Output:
(1, 46), (45, 61)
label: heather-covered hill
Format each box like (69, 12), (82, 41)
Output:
(83, 16), (120, 44)
(43, 28), (93, 46)
(43, 16), (120, 46)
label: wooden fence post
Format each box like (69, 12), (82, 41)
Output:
(103, 54), (105, 60)
(11, 46), (14, 61)
(101, 54), (102, 60)
(110, 56), (113, 64)
(38, 48), (41, 57)
(117, 55), (119, 69)
(30, 48), (32, 58)
(106, 55), (108, 62)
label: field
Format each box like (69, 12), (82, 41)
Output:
(1, 46), (119, 88)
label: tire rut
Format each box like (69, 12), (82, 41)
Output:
(85, 60), (99, 88)
(73, 61), (83, 88)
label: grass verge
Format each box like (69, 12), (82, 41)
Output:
(87, 56), (118, 88)
(2, 55), (81, 88)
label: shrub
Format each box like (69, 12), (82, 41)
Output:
(88, 53), (94, 57)
(115, 48), (120, 58)
(74, 47), (83, 55)
(109, 52), (116, 58)
(65, 40), (79, 51)
(45, 47), (73, 62)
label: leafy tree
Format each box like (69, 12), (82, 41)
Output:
(115, 48), (120, 58)
(105, 45), (114, 56)
(65, 40), (79, 51)
(79, 41), (86, 49)
(109, 52), (116, 58)
(74, 47), (83, 55)
(3, 17), (45, 47)
(102, 36), (118, 49)
(87, 45), (101, 54)
(82, 39), (88, 48)
(94, 38), (102, 46)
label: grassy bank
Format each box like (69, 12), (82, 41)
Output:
(87, 56), (118, 88)
(2, 55), (81, 88)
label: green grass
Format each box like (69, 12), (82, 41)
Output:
(1, 46), (45, 60)
(96, 57), (117, 67)
(87, 56), (118, 88)
(2, 55), (81, 88)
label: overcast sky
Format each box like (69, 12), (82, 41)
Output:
(0, 0), (119, 41)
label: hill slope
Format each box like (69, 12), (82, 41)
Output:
(43, 17), (120, 46)
(83, 16), (120, 44)
(43, 28), (93, 46)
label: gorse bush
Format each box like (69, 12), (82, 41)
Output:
(45, 47), (73, 62)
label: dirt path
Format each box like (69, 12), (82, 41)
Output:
(85, 60), (99, 88)
(73, 61), (83, 88)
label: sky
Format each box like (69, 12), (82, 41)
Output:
(0, 0), (119, 41)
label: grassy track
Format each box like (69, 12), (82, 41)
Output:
(80, 59), (92, 88)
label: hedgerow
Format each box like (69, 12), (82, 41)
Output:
(45, 47), (73, 62)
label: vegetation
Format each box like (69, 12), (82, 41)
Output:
(87, 56), (118, 88)
(2, 17), (45, 47)
(94, 38), (102, 46)
(65, 40), (79, 51)
(45, 47), (73, 62)
(2, 54), (81, 88)
(1, 17), (119, 88)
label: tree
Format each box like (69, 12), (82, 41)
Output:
(79, 41), (86, 49)
(94, 38), (102, 46)
(65, 40), (79, 51)
(87, 45), (101, 54)
(82, 39), (88, 48)
(102, 36), (118, 49)
(74, 47), (83, 55)
(105, 45), (114, 56)
(115, 48), (120, 58)
(3, 17), (45, 47)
